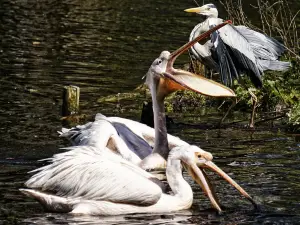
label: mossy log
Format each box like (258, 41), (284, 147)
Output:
(62, 85), (80, 116)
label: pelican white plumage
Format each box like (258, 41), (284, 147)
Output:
(20, 145), (256, 215)
(59, 113), (191, 166)
(59, 21), (236, 170)
(185, 3), (290, 88)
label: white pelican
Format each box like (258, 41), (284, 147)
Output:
(20, 145), (256, 215)
(59, 21), (236, 170)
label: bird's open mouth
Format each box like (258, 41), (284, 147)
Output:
(157, 20), (235, 98)
(184, 157), (258, 212)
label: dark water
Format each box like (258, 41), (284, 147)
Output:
(1, 0), (300, 224)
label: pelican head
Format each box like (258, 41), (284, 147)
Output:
(145, 51), (170, 92)
(172, 145), (258, 212)
(184, 4), (218, 18)
(144, 20), (235, 100)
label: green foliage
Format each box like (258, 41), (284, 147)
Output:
(288, 103), (300, 125)
(166, 90), (206, 112)
(264, 60), (300, 106)
(287, 102), (300, 132)
(228, 59), (300, 129)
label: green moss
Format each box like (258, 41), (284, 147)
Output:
(166, 90), (206, 112)
(288, 103), (300, 132)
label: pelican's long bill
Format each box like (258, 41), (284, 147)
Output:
(159, 20), (235, 98)
(184, 154), (258, 212)
(168, 20), (232, 62)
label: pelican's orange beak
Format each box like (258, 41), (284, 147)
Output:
(158, 20), (235, 97)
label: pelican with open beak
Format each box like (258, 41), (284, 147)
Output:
(140, 20), (235, 169)
(20, 144), (257, 215)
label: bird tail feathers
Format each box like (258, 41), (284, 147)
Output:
(19, 188), (73, 212)
(258, 59), (291, 71)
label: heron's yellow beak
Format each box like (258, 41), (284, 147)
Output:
(184, 7), (204, 14)
(186, 152), (258, 212)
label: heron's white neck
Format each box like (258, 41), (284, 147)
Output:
(206, 13), (218, 18)
(150, 79), (169, 160)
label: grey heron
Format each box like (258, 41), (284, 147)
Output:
(185, 3), (290, 127)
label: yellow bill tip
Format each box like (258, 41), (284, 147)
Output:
(184, 7), (202, 13)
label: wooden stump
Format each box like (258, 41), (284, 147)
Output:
(62, 85), (80, 116)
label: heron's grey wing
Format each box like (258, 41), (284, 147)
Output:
(189, 22), (219, 70)
(25, 146), (162, 206)
(212, 23), (263, 87)
(235, 25), (285, 59)
(235, 26), (290, 71)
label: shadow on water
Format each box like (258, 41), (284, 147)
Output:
(0, 0), (300, 224)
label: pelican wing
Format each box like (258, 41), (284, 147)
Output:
(212, 22), (262, 87)
(59, 114), (189, 160)
(59, 115), (147, 163)
(111, 122), (152, 159)
(107, 116), (189, 149)
(59, 118), (115, 149)
(26, 146), (162, 206)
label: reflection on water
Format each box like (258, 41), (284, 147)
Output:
(1, 0), (300, 224)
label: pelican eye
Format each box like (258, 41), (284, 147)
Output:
(157, 59), (162, 65)
(197, 154), (202, 158)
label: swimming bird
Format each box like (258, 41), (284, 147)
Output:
(185, 3), (290, 127)
(20, 144), (256, 215)
(59, 21), (236, 170)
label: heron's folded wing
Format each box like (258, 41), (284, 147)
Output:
(25, 146), (162, 206)
(189, 22), (219, 70)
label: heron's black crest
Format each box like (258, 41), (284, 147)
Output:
(207, 4), (216, 8)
